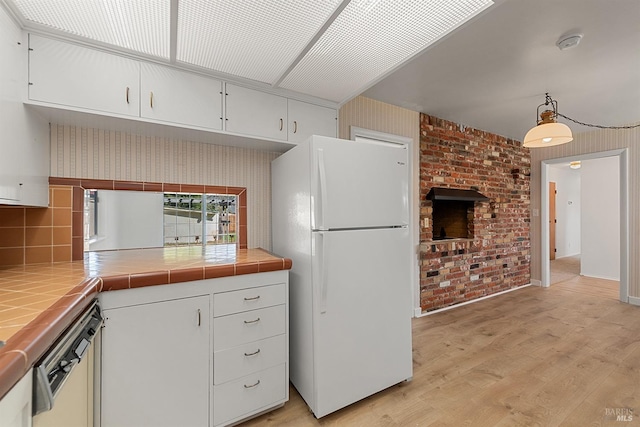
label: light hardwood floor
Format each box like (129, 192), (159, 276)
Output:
(242, 280), (640, 426)
(551, 256), (619, 300)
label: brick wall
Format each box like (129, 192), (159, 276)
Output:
(420, 114), (530, 312)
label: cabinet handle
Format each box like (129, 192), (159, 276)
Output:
(197, 309), (201, 326)
(293, 120), (298, 133)
(279, 118), (283, 131)
(244, 317), (260, 324)
(244, 349), (261, 357)
(125, 87), (130, 104)
(243, 295), (261, 301)
(244, 380), (260, 389)
(150, 91), (154, 108)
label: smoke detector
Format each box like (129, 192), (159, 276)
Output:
(556, 33), (583, 50)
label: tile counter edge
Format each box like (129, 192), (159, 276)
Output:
(0, 252), (292, 400)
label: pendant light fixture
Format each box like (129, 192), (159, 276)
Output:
(523, 93), (573, 148)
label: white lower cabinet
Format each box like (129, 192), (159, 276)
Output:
(212, 282), (288, 426)
(98, 271), (289, 427)
(0, 371), (32, 427)
(100, 295), (210, 427)
(213, 364), (286, 426)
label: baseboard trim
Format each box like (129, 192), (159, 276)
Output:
(628, 296), (640, 306)
(530, 279), (542, 287)
(416, 284), (532, 317)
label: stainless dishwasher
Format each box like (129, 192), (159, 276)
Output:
(32, 300), (103, 426)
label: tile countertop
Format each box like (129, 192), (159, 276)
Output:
(0, 245), (292, 400)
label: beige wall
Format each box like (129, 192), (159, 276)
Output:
(50, 124), (278, 249)
(529, 125), (639, 297)
(338, 96), (420, 143)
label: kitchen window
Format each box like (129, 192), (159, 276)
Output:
(163, 192), (237, 247)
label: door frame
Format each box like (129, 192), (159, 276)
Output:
(540, 149), (629, 303)
(349, 126), (419, 317)
(549, 181), (556, 261)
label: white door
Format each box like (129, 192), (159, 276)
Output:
(310, 136), (408, 230)
(311, 227), (412, 418)
(101, 296), (210, 427)
(28, 35), (140, 117)
(287, 99), (336, 143)
(224, 84), (288, 140)
(140, 63), (222, 130)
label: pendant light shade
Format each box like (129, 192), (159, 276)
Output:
(523, 121), (573, 148)
(523, 93), (573, 148)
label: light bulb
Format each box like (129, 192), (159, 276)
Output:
(542, 137), (552, 143)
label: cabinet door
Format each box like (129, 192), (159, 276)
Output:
(28, 34), (139, 117)
(224, 84), (287, 140)
(140, 63), (223, 130)
(0, 372), (32, 427)
(287, 99), (337, 143)
(101, 296), (210, 427)
(0, 10), (48, 206)
(0, 8), (24, 202)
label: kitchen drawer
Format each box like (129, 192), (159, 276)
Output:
(213, 364), (286, 426)
(213, 283), (286, 317)
(214, 305), (285, 351)
(214, 334), (286, 385)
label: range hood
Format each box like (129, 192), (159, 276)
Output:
(426, 187), (489, 202)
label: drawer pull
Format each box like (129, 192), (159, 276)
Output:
(244, 295), (261, 301)
(244, 317), (261, 324)
(244, 349), (261, 357)
(244, 380), (261, 389)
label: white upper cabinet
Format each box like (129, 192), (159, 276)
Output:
(287, 99), (337, 144)
(224, 84), (288, 141)
(140, 63), (223, 130)
(0, 9), (48, 207)
(0, 9), (24, 203)
(28, 34), (140, 117)
(24, 34), (337, 152)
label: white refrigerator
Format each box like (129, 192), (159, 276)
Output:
(272, 135), (413, 418)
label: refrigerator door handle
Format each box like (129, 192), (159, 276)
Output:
(317, 231), (329, 313)
(317, 148), (328, 231)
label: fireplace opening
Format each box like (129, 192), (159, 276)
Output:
(426, 187), (489, 241)
(432, 200), (472, 240)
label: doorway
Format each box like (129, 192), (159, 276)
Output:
(541, 149), (628, 302)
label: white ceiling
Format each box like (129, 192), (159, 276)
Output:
(4, 0), (494, 105)
(5, 0), (638, 143)
(363, 0), (640, 142)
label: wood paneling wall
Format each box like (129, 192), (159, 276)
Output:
(338, 96), (420, 143)
(49, 124), (278, 250)
(530, 125), (639, 297)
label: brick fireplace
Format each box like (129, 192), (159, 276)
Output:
(419, 114), (530, 312)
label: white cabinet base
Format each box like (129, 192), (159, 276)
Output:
(213, 364), (287, 427)
(0, 372), (32, 427)
(98, 271), (289, 427)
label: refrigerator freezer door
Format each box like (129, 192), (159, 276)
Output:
(311, 136), (408, 230)
(311, 227), (412, 418)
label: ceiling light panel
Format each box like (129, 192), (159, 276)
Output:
(12, 0), (170, 58)
(279, 0), (493, 103)
(176, 0), (343, 84)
